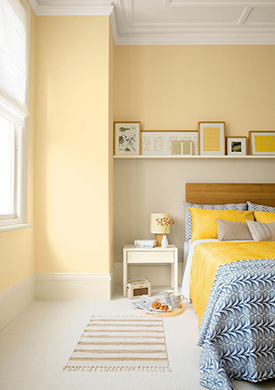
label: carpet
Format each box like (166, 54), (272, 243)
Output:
(64, 315), (171, 372)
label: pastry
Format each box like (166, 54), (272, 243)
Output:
(151, 301), (161, 309)
(160, 304), (168, 311)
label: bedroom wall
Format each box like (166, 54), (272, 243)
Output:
(114, 46), (275, 132)
(114, 45), (275, 278)
(34, 16), (114, 276)
(0, 8), (36, 294)
(108, 20), (115, 272)
(114, 159), (275, 268)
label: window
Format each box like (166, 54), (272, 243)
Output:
(0, 0), (30, 231)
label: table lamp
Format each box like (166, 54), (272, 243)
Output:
(150, 213), (170, 246)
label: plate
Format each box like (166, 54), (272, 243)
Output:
(133, 296), (172, 312)
(150, 301), (172, 312)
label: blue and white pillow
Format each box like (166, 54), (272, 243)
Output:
(183, 201), (247, 241)
(247, 201), (275, 213)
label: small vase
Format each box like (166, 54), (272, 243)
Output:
(161, 234), (168, 248)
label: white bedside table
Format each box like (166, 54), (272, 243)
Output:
(123, 244), (179, 296)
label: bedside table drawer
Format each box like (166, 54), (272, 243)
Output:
(127, 250), (174, 263)
(123, 244), (178, 295)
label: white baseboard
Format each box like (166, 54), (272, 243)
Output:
(0, 275), (36, 331)
(35, 273), (111, 300)
(114, 262), (184, 288)
(110, 263), (116, 297)
(1, 264), (179, 330)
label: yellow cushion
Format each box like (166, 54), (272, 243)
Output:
(254, 210), (275, 223)
(189, 208), (255, 242)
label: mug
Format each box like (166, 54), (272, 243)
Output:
(160, 290), (173, 305)
(170, 293), (184, 309)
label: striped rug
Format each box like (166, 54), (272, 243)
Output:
(64, 315), (171, 372)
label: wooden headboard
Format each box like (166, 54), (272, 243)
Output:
(186, 183), (275, 207)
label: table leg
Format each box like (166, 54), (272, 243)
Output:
(171, 263), (174, 288)
(174, 249), (178, 294)
(123, 249), (127, 296)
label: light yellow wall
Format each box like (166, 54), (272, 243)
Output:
(0, 8), (36, 294)
(108, 21), (115, 270)
(34, 16), (113, 274)
(3, 26), (275, 292)
(115, 46), (275, 133)
(114, 46), (275, 266)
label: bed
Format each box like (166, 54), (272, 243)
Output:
(182, 183), (275, 390)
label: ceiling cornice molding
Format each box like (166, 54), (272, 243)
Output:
(28, 0), (113, 16)
(114, 34), (275, 45)
(28, 0), (40, 14)
(28, 0), (275, 45)
(238, 6), (253, 25)
(110, 8), (119, 43)
(165, 0), (275, 6)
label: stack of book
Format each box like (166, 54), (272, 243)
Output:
(131, 295), (154, 310)
(134, 239), (156, 248)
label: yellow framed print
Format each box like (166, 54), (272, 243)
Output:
(249, 131), (275, 156)
(198, 122), (225, 156)
(114, 122), (141, 156)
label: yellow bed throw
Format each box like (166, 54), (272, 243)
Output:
(190, 241), (275, 326)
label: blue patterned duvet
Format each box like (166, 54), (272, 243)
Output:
(198, 258), (275, 390)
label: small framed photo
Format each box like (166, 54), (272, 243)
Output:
(114, 122), (141, 156)
(226, 137), (247, 156)
(198, 122), (225, 156)
(249, 131), (275, 156)
(171, 140), (193, 155)
(141, 130), (198, 156)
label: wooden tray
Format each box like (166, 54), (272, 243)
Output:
(135, 305), (184, 317)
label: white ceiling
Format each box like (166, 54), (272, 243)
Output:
(28, 0), (275, 44)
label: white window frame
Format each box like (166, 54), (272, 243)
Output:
(0, 0), (31, 233)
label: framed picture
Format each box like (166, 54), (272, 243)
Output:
(226, 137), (247, 156)
(114, 122), (141, 156)
(171, 140), (193, 155)
(198, 122), (225, 156)
(249, 131), (275, 156)
(141, 130), (198, 156)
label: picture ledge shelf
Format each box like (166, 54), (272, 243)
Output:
(114, 155), (275, 159)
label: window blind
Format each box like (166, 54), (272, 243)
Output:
(0, 0), (29, 125)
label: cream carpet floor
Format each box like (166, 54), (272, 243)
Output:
(0, 288), (275, 390)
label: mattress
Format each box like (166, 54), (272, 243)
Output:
(181, 238), (219, 301)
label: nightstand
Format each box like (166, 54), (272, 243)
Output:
(123, 244), (178, 296)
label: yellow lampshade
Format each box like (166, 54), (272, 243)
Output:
(150, 213), (171, 234)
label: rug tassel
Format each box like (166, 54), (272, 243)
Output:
(63, 365), (172, 373)
(90, 314), (163, 320)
